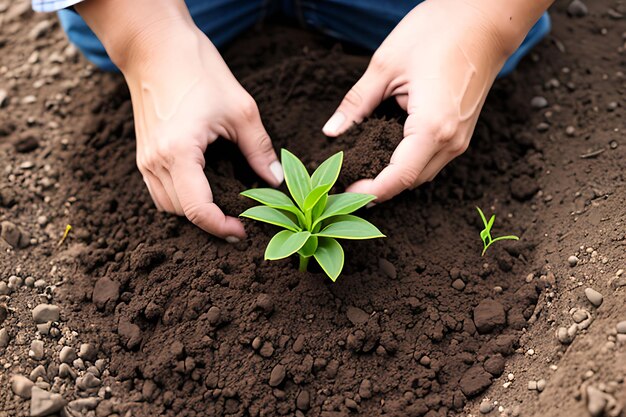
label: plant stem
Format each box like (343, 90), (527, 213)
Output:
(299, 255), (310, 272)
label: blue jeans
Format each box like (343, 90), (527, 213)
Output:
(58, 0), (550, 76)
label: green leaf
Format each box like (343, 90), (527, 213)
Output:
(303, 185), (328, 212)
(265, 230), (311, 260)
(311, 193), (327, 223)
(476, 206), (488, 228)
(240, 206), (300, 232)
(314, 238), (344, 282)
(241, 188), (305, 225)
(298, 235), (318, 258)
(315, 215), (385, 240)
(281, 149), (311, 210)
(311, 152), (343, 195)
(480, 229), (490, 243)
(313, 193), (376, 227)
(491, 235), (520, 243)
(487, 215), (495, 231)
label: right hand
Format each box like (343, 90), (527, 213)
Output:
(120, 26), (283, 241)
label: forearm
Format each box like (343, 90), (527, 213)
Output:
(74, 0), (196, 72)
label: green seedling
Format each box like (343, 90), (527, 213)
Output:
(240, 149), (385, 281)
(476, 206), (519, 256)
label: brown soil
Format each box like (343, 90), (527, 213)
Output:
(0, 1), (624, 417)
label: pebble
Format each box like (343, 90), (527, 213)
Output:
(359, 379), (372, 399)
(479, 399), (495, 414)
(30, 386), (67, 417)
(255, 294), (274, 314)
(92, 277), (120, 310)
(29, 365), (46, 381)
(528, 380), (537, 390)
(0, 89), (7, 107)
(1, 220), (28, 248)
(557, 326), (576, 344)
(29, 340), (44, 360)
(345, 398), (358, 410)
(346, 306), (369, 325)
(296, 390), (310, 411)
(24, 277), (35, 287)
(259, 342), (274, 358)
(584, 288), (603, 307)
(0, 281), (9, 295)
(78, 343), (97, 362)
(68, 397), (100, 412)
(0, 327), (10, 347)
(473, 299), (506, 334)
(536, 379), (546, 392)
(269, 364), (286, 387)
(452, 279), (465, 291)
(11, 375), (34, 399)
(568, 255), (579, 267)
(206, 306), (221, 325)
(536, 122), (550, 132)
(565, 126), (576, 136)
(568, 0), (588, 17)
(59, 346), (76, 364)
(76, 373), (101, 390)
(586, 386), (608, 417)
(530, 96), (548, 109)
(58, 363), (76, 379)
(32, 304), (60, 324)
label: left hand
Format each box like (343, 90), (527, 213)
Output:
(322, 0), (527, 202)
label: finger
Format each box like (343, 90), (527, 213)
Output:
(345, 113), (438, 202)
(395, 94), (408, 111)
(233, 103), (283, 187)
(169, 158), (245, 241)
(153, 167), (184, 214)
(323, 64), (389, 137)
(143, 172), (175, 213)
(414, 150), (458, 186)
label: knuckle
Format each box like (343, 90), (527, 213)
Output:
(237, 94), (260, 123)
(413, 115), (459, 146)
(183, 202), (204, 226)
(369, 50), (390, 74)
(342, 86), (364, 109)
(449, 138), (470, 155)
(398, 166), (419, 189)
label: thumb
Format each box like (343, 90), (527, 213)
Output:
(323, 64), (389, 137)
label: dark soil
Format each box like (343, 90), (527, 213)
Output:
(0, 0), (624, 416)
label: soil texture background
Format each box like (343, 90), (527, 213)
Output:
(0, 0), (624, 416)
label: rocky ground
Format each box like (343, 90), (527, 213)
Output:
(0, 0), (624, 416)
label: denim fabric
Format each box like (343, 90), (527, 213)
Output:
(57, 0), (550, 75)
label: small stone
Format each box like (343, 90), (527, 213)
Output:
(0, 327), (10, 347)
(59, 346), (76, 364)
(530, 96), (548, 109)
(269, 364), (286, 387)
(13, 135), (39, 153)
(29, 365), (46, 381)
(29, 340), (44, 360)
(572, 309), (590, 323)
(567, 0), (588, 17)
(528, 381), (537, 390)
(346, 306), (369, 325)
(11, 375), (34, 399)
(68, 397), (100, 412)
(419, 355), (431, 367)
(76, 373), (101, 390)
(251, 336), (262, 351)
(460, 366), (492, 397)
(292, 335), (305, 353)
(30, 386), (66, 417)
(24, 277), (35, 287)
(78, 343), (97, 362)
(36, 323), (51, 335)
(584, 288), (603, 307)
(568, 256), (579, 267)
(473, 299), (506, 334)
(358, 379), (372, 399)
(255, 294), (274, 314)
(565, 126), (576, 136)
(206, 306), (221, 325)
(479, 399), (495, 414)
(118, 319), (142, 350)
(536, 379), (546, 392)
(32, 304), (60, 324)
(536, 122), (550, 132)
(616, 321), (626, 334)
(484, 355), (505, 376)
(92, 277), (120, 311)
(0, 89), (7, 107)
(0, 281), (9, 295)
(452, 279), (465, 291)
(28, 20), (53, 40)
(1, 221), (28, 248)
(345, 398), (358, 410)
(296, 390), (310, 411)
(378, 258), (397, 279)
(259, 342), (274, 358)
(586, 386), (607, 417)
(58, 363), (76, 379)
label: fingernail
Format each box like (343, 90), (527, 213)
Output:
(322, 112), (346, 135)
(226, 236), (240, 243)
(366, 202), (377, 209)
(269, 160), (284, 185)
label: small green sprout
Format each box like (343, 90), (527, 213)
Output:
(240, 149), (385, 281)
(476, 206), (519, 256)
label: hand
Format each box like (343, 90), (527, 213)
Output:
(323, 0), (549, 202)
(124, 29), (283, 241)
(76, 0), (283, 241)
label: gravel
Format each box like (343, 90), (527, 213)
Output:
(568, 255), (579, 267)
(0, 327), (11, 347)
(584, 288), (604, 307)
(59, 346), (76, 364)
(0, 281), (10, 295)
(568, 0), (589, 17)
(78, 343), (97, 361)
(616, 321), (626, 334)
(479, 399), (495, 414)
(29, 340), (44, 360)
(530, 96), (549, 109)
(11, 374), (34, 399)
(269, 364), (286, 387)
(31, 304), (60, 324)
(30, 386), (66, 417)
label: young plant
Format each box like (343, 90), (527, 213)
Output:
(240, 149), (385, 281)
(476, 206), (519, 256)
